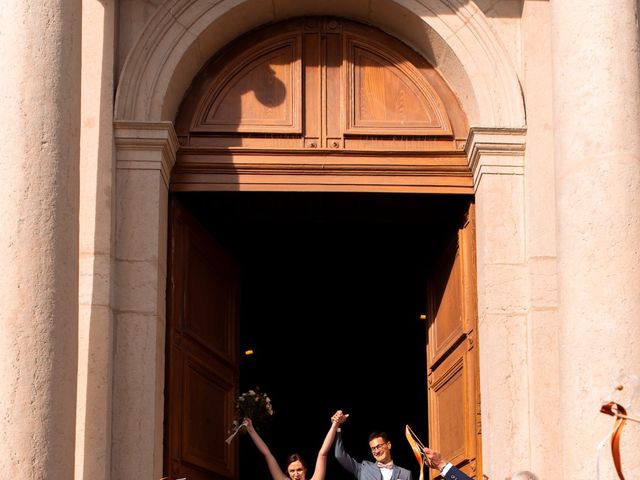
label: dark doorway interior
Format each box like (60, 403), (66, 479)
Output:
(176, 191), (470, 480)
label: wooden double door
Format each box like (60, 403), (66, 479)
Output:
(164, 15), (481, 480)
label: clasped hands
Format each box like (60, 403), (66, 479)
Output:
(331, 410), (349, 424)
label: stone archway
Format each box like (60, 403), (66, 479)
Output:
(114, 0), (525, 127)
(111, 2), (527, 478)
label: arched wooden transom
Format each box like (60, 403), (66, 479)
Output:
(173, 17), (471, 193)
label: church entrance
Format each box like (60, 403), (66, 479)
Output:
(166, 191), (480, 480)
(164, 16), (481, 480)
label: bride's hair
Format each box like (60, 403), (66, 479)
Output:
(285, 453), (307, 469)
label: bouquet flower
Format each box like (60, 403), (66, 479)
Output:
(225, 387), (274, 444)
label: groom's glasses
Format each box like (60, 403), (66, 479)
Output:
(371, 443), (388, 452)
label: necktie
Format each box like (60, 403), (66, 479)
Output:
(377, 462), (394, 469)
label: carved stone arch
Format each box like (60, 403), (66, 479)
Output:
(114, 0), (525, 129)
(172, 16), (472, 193)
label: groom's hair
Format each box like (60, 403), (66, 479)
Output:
(368, 431), (389, 442)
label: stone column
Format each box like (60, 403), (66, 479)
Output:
(0, 1), (81, 479)
(552, 1), (640, 477)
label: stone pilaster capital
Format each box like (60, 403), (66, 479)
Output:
(465, 126), (527, 191)
(114, 121), (179, 187)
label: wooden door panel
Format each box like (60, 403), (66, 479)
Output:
(182, 355), (233, 473)
(183, 230), (239, 358)
(430, 342), (466, 463)
(428, 341), (478, 469)
(191, 34), (302, 134)
(166, 198), (240, 480)
(427, 245), (464, 364)
(346, 40), (453, 135)
(303, 30), (321, 146)
(426, 203), (481, 479)
(325, 24), (343, 147)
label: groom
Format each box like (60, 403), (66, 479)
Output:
(332, 410), (413, 480)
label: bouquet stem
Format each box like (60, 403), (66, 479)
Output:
(225, 423), (245, 444)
